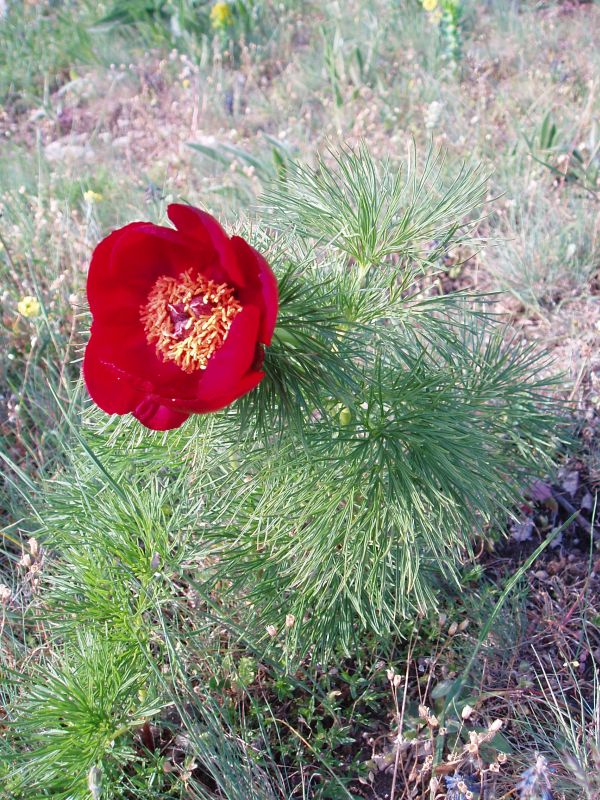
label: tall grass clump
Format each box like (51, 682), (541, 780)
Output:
(514, 654), (600, 800)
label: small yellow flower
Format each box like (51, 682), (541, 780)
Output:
(423, 0), (438, 10)
(17, 295), (41, 318)
(181, 78), (191, 89)
(84, 190), (103, 203)
(210, 1), (233, 30)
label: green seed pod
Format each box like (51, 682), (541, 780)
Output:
(339, 407), (352, 426)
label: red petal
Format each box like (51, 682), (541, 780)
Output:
(133, 397), (190, 431)
(83, 333), (145, 415)
(90, 318), (198, 399)
(193, 304), (261, 404)
(167, 204), (246, 287)
(231, 237), (278, 346)
(87, 222), (147, 317)
(88, 223), (196, 325)
(88, 305), (261, 408)
(178, 370), (265, 414)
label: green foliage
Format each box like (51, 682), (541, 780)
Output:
(200, 324), (561, 655)
(321, 22), (380, 108)
(96, 0), (282, 60)
(42, 145), (562, 662)
(0, 0), (287, 106)
(526, 110), (600, 197)
(97, 0), (211, 45)
(263, 144), (488, 270)
(417, 0), (464, 71)
(0, 181), (85, 489)
(188, 135), (296, 204)
(439, 0), (463, 68)
(0, 2), (96, 105)
(488, 179), (599, 310)
(3, 631), (164, 799)
(42, 463), (201, 636)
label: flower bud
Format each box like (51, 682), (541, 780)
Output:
(339, 407), (352, 426)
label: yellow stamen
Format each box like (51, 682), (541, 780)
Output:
(140, 270), (242, 374)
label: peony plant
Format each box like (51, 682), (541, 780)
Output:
(4, 145), (565, 799)
(75, 146), (563, 656)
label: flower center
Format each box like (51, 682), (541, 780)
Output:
(140, 270), (242, 374)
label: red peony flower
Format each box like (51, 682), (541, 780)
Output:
(84, 204), (278, 431)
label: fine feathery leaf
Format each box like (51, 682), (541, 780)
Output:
(261, 141), (489, 269)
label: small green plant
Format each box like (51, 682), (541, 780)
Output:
(320, 21), (379, 109)
(96, 0), (210, 43)
(420, 0), (464, 70)
(263, 144), (487, 270)
(526, 110), (600, 197)
(95, 0), (276, 62)
(439, 0), (463, 68)
(3, 631), (165, 799)
(188, 135), (295, 204)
